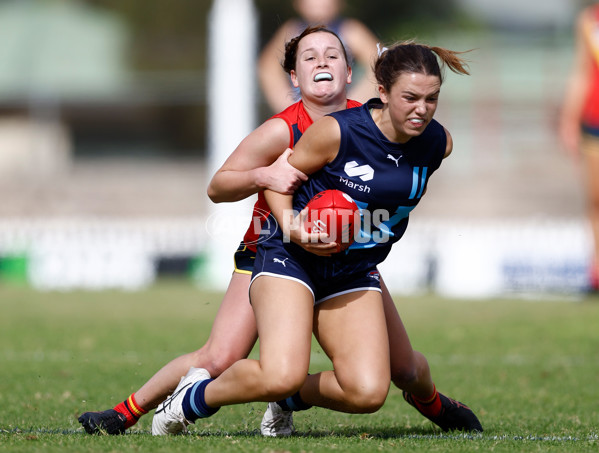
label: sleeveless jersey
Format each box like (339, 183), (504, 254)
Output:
(582, 4), (599, 129)
(263, 98), (446, 278)
(241, 99), (362, 251)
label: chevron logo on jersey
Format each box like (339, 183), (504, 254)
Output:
(344, 161), (374, 181)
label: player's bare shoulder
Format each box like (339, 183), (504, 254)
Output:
(305, 115), (341, 145)
(302, 116), (341, 161)
(222, 117), (290, 171)
(247, 117), (291, 153)
(289, 116), (341, 174)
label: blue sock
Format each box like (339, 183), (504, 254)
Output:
(277, 391), (312, 412)
(181, 379), (220, 422)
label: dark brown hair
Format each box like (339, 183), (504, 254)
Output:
(374, 40), (470, 92)
(282, 25), (350, 74)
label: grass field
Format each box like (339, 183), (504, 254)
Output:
(0, 280), (598, 452)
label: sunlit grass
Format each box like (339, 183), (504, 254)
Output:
(1, 281), (598, 452)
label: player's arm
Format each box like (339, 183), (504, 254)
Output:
(258, 21), (298, 113)
(339, 19), (379, 103)
(559, 8), (593, 155)
(207, 118), (308, 203)
(265, 116), (341, 256)
(286, 115), (341, 174)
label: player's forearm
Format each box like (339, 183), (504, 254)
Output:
(258, 63), (295, 112)
(207, 168), (266, 203)
(348, 78), (378, 104)
(261, 82), (295, 113)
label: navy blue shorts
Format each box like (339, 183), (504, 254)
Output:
(233, 242), (255, 274)
(251, 236), (382, 305)
(582, 123), (599, 139)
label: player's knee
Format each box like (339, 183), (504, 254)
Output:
(391, 350), (428, 390)
(261, 369), (306, 401)
(341, 375), (389, 414)
(345, 380), (389, 413)
(206, 357), (236, 378)
(391, 364), (418, 389)
(209, 350), (246, 377)
(189, 348), (241, 378)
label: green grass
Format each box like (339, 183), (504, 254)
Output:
(1, 280), (598, 452)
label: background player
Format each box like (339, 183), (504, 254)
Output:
(559, 2), (599, 290)
(258, 0), (379, 112)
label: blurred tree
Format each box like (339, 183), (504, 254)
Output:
(83, 0), (213, 154)
(89, 0), (211, 72)
(86, 0), (473, 74)
(73, 0), (476, 156)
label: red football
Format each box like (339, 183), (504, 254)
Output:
(302, 189), (360, 252)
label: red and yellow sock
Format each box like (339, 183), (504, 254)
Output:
(113, 393), (148, 428)
(411, 385), (442, 417)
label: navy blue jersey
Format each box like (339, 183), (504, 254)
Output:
(296, 98), (445, 257)
(258, 98), (446, 280)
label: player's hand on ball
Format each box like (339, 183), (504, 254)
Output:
(287, 207), (339, 256)
(283, 208), (338, 256)
(302, 190), (359, 254)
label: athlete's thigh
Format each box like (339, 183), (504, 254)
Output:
(250, 275), (314, 375)
(205, 272), (257, 356)
(380, 277), (416, 371)
(314, 290), (390, 383)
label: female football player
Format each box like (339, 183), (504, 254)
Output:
(559, 2), (599, 290)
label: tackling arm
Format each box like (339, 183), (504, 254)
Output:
(257, 21), (299, 113)
(207, 118), (307, 203)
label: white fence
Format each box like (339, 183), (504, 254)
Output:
(379, 218), (590, 298)
(0, 218), (206, 291)
(0, 217), (591, 297)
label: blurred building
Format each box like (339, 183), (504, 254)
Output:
(0, 0), (128, 181)
(0, 0), (209, 289)
(0, 0), (209, 216)
(0, 0), (592, 296)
